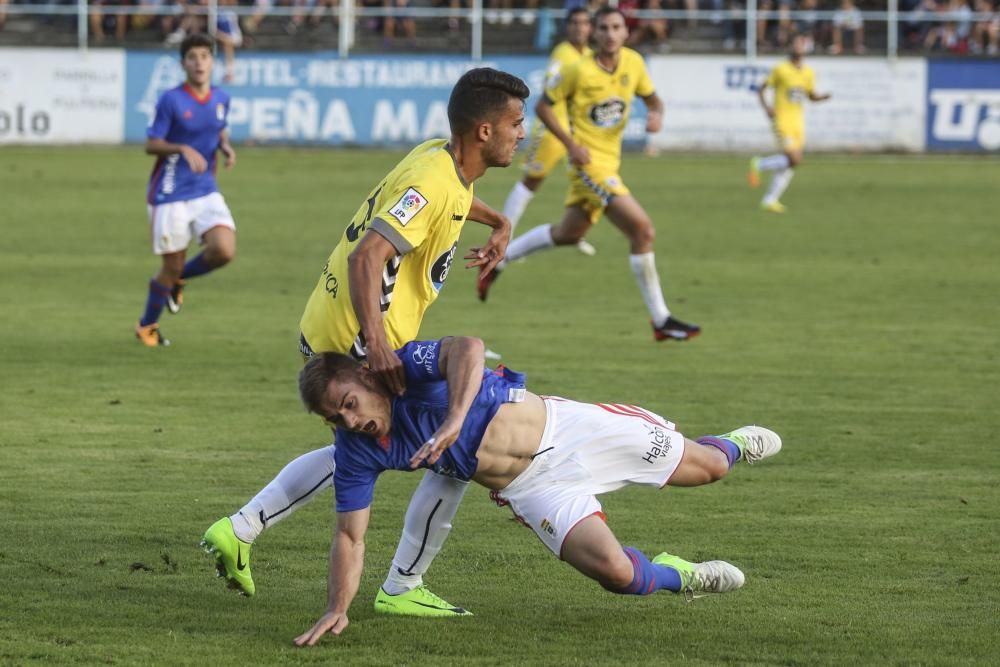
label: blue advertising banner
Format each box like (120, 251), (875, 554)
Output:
(124, 51), (648, 146)
(926, 60), (1000, 152)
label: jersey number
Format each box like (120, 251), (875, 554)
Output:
(345, 185), (383, 243)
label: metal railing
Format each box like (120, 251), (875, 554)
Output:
(2, 0), (998, 60)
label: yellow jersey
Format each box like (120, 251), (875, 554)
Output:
(544, 41), (593, 128)
(545, 47), (654, 170)
(765, 61), (816, 127)
(299, 138), (474, 357)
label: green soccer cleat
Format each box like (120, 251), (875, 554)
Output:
(201, 517), (255, 597)
(717, 425), (782, 464)
(760, 200), (786, 214)
(374, 585), (472, 617)
(748, 157), (761, 188)
(652, 552), (745, 599)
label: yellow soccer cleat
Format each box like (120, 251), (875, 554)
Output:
(135, 321), (170, 347)
(760, 201), (786, 214)
(374, 585), (472, 617)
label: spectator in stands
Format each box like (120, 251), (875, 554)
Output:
(776, 0), (794, 47)
(901, 0), (936, 47)
(924, 0), (972, 51)
(971, 0), (999, 54)
(383, 0), (417, 41)
(215, 0), (242, 80)
(90, 0), (130, 41)
(285, 0), (339, 35)
(794, 0), (824, 52)
(0, 0), (7, 31)
(626, 0), (670, 52)
(131, 0), (179, 40)
(830, 0), (864, 53)
(241, 0), (272, 34)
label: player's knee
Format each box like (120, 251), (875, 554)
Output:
(593, 555), (635, 592)
(630, 221), (655, 251)
(787, 152), (802, 167)
(704, 454), (730, 482)
(208, 244), (236, 267)
(551, 224), (585, 246)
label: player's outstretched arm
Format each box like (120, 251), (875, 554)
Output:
(809, 91), (832, 103)
(409, 337), (486, 468)
(348, 231), (407, 395)
(535, 96), (589, 165)
(295, 507), (370, 647)
(464, 198), (510, 277)
(756, 84), (775, 120)
(145, 137), (208, 173)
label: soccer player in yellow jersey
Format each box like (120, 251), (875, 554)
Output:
(748, 34), (831, 213)
(202, 69), (529, 617)
(501, 7), (597, 256)
(480, 6), (699, 342)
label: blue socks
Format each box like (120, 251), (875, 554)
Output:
(619, 547), (683, 595)
(140, 279), (171, 326)
(181, 253), (213, 279)
(697, 436), (742, 469)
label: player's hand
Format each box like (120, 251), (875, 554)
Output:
(221, 143), (237, 169)
(646, 109), (663, 134)
(182, 146), (208, 173)
(765, 107), (776, 120)
(464, 218), (510, 276)
(294, 610), (349, 647)
(367, 340), (406, 396)
(409, 418), (462, 468)
(567, 142), (591, 166)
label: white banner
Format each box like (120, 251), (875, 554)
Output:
(649, 56), (926, 152)
(0, 48), (124, 144)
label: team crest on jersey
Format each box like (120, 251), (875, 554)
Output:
(388, 187), (428, 226)
(619, 74), (629, 88)
(589, 98), (626, 128)
(216, 103), (225, 121)
(429, 241), (458, 292)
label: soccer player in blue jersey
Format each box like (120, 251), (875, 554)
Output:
(135, 33), (237, 347)
(292, 336), (782, 644)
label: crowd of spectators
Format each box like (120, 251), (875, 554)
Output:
(0, 0), (998, 57)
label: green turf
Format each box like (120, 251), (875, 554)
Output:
(1, 146), (997, 665)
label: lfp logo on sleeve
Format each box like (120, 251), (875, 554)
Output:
(389, 188), (428, 226)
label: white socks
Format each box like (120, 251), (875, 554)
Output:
(629, 253), (670, 327)
(503, 223), (555, 266)
(758, 153), (790, 171)
(229, 445), (336, 543)
(763, 168), (795, 205)
(382, 470), (470, 595)
(502, 181), (535, 233)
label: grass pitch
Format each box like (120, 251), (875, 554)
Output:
(1, 147), (998, 665)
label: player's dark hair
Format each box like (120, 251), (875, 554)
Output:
(299, 352), (364, 416)
(593, 6), (626, 25)
(180, 33), (215, 60)
(566, 6), (590, 22)
(447, 68), (530, 135)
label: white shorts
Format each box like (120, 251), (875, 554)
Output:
(147, 192), (235, 255)
(493, 397), (685, 558)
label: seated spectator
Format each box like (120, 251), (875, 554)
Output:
(383, 0), (417, 41)
(626, 0), (669, 53)
(285, 0), (339, 35)
(131, 0), (179, 39)
(776, 0), (794, 47)
(0, 0), (7, 31)
(485, 0), (539, 25)
(830, 0), (864, 54)
(90, 0), (131, 41)
(794, 0), (825, 52)
(242, 0), (273, 34)
(924, 0), (973, 51)
(901, 0), (937, 48)
(215, 0), (242, 81)
(971, 0), (999, 54)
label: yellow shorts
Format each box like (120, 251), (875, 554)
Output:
(522, 124), (568, 179)
(565, 164), (631, 224)
(774, 120), (805, 153)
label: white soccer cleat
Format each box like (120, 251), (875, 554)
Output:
(721, 425), (782, 464)
(691, 560), (746, 596)
(576, 239), (597, 256)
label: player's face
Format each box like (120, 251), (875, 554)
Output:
(321, 373), (392, 439)
(594, 13), (627, 54)
(565, 12), (592, 46)
(791, 34), (808, 58)
(182, 46), (214, 87)
(483, 98), (527, 168)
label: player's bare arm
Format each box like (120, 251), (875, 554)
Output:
(219, 129), (236, 169)
(809, 91), (832, 103)
(535, 96), (590, 166)
(410, 336), (487, 468)
(756, 84), (775, 120)
(145, 137), (208, 173)
(347, 231), (407, 395)
(294, 507), (370, 647)
(641, 92), (665, 134)
(464, 197), (511, 275)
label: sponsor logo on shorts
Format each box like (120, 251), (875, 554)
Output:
(642, 425), (673, 465)
(540, 518), (557, 538)
(411, 343), (438, 376)
(388, 187), (428, 226)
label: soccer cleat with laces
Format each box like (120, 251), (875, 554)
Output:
(135, 321), (170, 347)
(652, 552), (745, 599)
(477, 267), (502, 302)
(165, 280), (185, 314)
(748, 157), (761, 188)
(374, 585), (472, 617)
(761, 201), (786, 214)
(201, 517), (255, 597)
(717, 425), (782, 464)
(652, 316), (701, 342)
